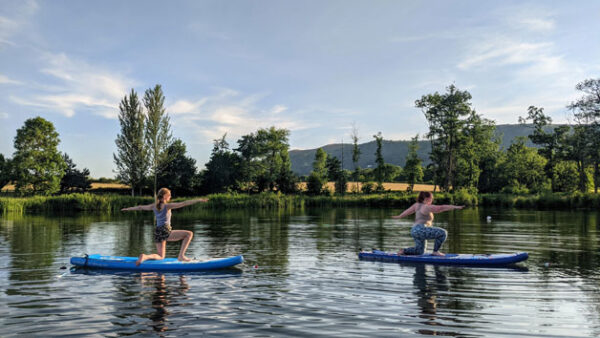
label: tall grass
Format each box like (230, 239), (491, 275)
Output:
(2, 191), (597, 216)
(478, 192), (600, 209)
(0, 194), (152, 215)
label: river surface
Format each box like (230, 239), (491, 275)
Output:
(1, 207), (599, 337)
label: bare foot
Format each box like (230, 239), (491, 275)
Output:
(432, 251), (445, 257)
(397, 248), (404, 255)
(178, 255), (192, 262)
(135, 254), (145, 266)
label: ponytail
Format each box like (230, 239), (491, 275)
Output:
(155, 188), (171, 211)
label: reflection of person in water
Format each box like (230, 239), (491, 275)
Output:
(412, 264), (448, 318)
(140, 273), (189, 333)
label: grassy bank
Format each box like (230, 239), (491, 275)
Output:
(1, 191), (598, 215)
(0, 194), (153, 214)
(479, 192), (600, 209)
(0, 191), (477, 215)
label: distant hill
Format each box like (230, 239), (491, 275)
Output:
(289, 124), (561, 176)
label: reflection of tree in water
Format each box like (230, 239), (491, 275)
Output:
(140, 273), (189, 333)
(182, 208), (291, 274)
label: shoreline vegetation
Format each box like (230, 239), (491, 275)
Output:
(1, 191), (599, 215)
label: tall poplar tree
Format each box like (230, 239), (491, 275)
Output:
(404, 134), (423, 192)
(306, 148), (328, 195)
(144, 84), (173, 197)
(373, 132), (385, 190)
(114, 89), (148, 196)
(350, 123), (361, 193)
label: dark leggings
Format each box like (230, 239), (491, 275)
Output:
(403, 224), (447, 255)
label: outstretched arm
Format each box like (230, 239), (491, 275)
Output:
(121, 204), (154, 211)
(391, 203), (417, 219)
(167, 198), (209, 210)
(427, 204), (464, 214)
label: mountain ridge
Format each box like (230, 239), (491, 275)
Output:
(288, 124), (559, 176)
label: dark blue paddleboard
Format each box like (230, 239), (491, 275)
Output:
(359, 250), (528, 266)
(70, 254), (244, 272)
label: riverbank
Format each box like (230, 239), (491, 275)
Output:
(4, 191), (598, 215)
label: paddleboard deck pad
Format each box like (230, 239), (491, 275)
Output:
(71, 254), (244, 271)
(359, 249), (528, 266)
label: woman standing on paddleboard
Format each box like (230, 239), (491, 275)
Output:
(392, 191), (463, 256)
(121, 187), (208, 266)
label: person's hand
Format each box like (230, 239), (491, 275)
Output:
(198, 198), (209, 203)
(455, 205), (465, 210)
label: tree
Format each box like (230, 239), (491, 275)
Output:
(519, 106), (569, 192)
(0, 154), (12, 190)
(404, 134), (424, 192)
(236, 127), (296, 192)
(60, 154), (91, 193)
(350, 123), (361, 193)
(306, 148), (328, 195)
(13, 117), (66, 195)
(416, 85), (474, 191)
(114, 89), (149, 196)
(567, 78), (600, 192)
(326, 155), (347, 195)
(157, 139), (197, 196)
(373, 132), (385, 191)
(144, 84), (173, 197)
(499, 138), (548, 194)
(554, 161), (579, 193)
(201, 134), (242, 194)
(454, 112), (498, 191)
(276, 149), (299, 194)
(563, 125), (591, 193)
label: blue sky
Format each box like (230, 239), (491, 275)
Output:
(1, 0), (599, 178)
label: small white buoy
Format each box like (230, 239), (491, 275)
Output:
(486, 216), (492, 222)
(543, 262), (550, 267)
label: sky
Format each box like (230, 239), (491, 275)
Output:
(1, 0), (599, 178)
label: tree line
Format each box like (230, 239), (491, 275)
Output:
(0, 78), (598, 197)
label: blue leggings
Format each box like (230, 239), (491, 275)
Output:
(403, 224), (447, 255)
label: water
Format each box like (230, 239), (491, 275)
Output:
(1, 207), (600, 337)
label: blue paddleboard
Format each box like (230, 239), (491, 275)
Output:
(359, 249), (528, 266)
(70, 254), (244, 272)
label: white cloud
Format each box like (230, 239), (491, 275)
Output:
(458, 39), (553, 70)
(0, 0), (39, 45)
(0, 112), (9, 119)
(519, 18), (555, 32)
(168, 89), (319, 145)
(270, 104), (287, 114)
(12, 52), (137, 118)
(0, 74), (22, 85)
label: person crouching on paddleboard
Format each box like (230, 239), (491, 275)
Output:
(392, 191), (463, 256)
(121, 187), (208, 266)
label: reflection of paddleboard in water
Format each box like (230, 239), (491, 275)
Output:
(359, 249), (528, 266)
(71, 254), (244, 271)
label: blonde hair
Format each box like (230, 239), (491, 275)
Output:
(155, 188), (171, 210)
